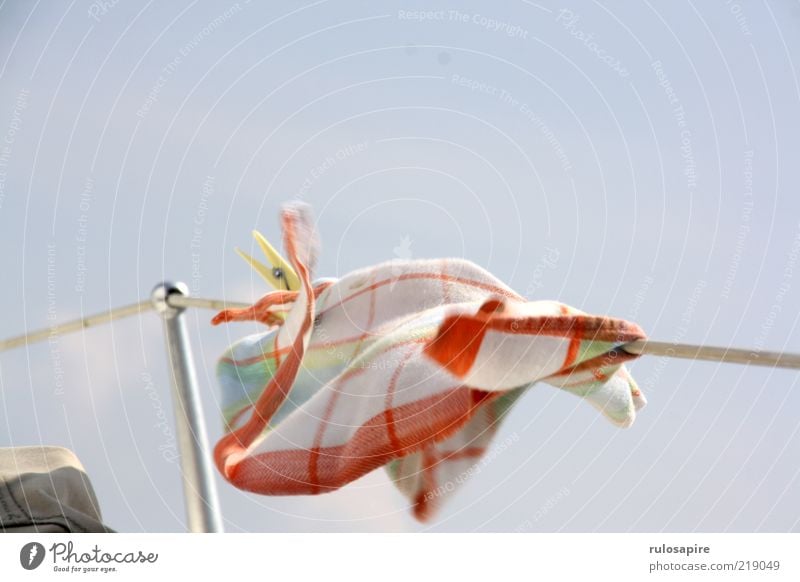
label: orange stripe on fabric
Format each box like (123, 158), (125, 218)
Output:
(227, 386), (504, 500)
(562, 315), (585, 369)
(384, 349), (416, 453)
(440, 260), (451, 304)
(316, 272), (521, 319)
(308, 379), (345, 494)
(414, 447), (438, 521)
(424, 314), (489, 377)
(272, 331), (282, 369)
(486, 314), (645, 343)
(351, 273), (378, 359)
(440, 446), (486, 461)
(211, 290), (298, 326)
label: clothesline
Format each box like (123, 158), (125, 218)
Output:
(0, 296), (249, 352)
(1, 294), (798, 370)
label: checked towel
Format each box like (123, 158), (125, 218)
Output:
(213, 203), (647, 520)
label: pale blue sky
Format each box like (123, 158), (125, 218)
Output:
(1, 1), (799, 532)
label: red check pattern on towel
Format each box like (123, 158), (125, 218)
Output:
(213, 204), (648, 521)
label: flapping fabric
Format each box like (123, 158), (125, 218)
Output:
(213, 204), (647, 520)
(213, 204), (317, 479)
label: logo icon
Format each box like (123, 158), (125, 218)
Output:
(20, 542), (46, 570)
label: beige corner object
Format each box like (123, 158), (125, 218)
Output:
(0, 446), (113, 533)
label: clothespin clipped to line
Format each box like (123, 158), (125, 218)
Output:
(235, 230), (300, 291)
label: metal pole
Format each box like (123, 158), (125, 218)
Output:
(151, 282), (224, 533)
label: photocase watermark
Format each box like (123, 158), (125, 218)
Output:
(652, 60), (696, 195)
(725, 0), (752, 37)
(450, 74), (573, 172)
(422, 432), (519, 502)
(87, 0), (123, 22)
(141, 371), (178, 463)
(721, 149), (754, 300)
(32, 541), (158, 574)
(297, 140), (369, 198)
(556, 9), (629, 78)
(47, 244), (66, 397)
(74, 176), (95, 294)
(525, 246), (560, 297)
(190, 175), (214, 294)
(358, 357), (411, 371)
(641, 279), (707, 393)
(630, 274), (654, 320)
(451, 74), (501, 98)
(750, 221), (800, 354)
(603, 274), (655, 363)
(311, 324), (353, 366)
(0, 88), (30, 211)
(20, 542), (46, 570)
(136, 3), (247, 118)
(514, 485), (571, 531)
(397, 9), (529, 39)
(449, 10), (529, 39)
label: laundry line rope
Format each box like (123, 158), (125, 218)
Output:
(622, 340), (800, 370)
(1, 295), (798, 370)
(0, 295), (248, 352)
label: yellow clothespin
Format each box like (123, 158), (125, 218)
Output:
(235, 230), (300, 291)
